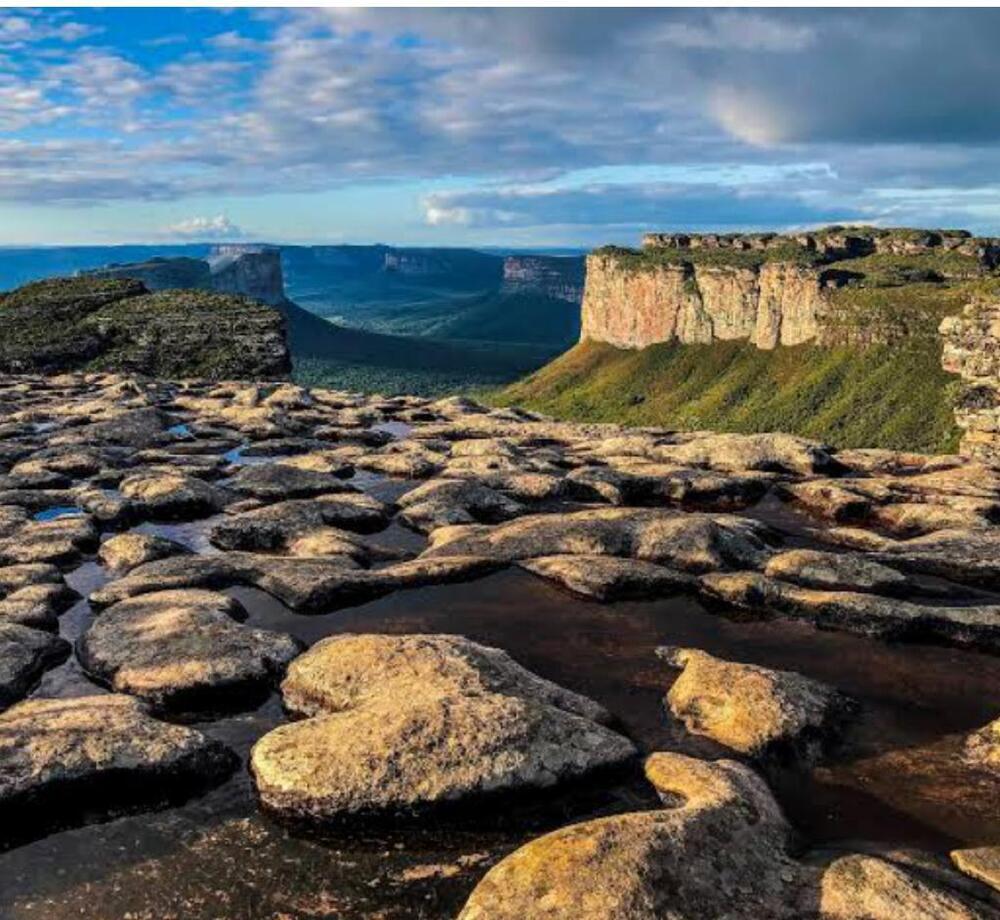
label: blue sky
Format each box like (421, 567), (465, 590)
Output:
(4, 8), (1000, 246)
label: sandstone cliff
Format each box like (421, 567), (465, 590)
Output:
(941, 300), (1000, 463)
(0, 277), (290, 379)
(582, 227), (1000, 351)
(580, 253), (826, 349)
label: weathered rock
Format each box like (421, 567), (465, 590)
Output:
(701, 572), (1000, 649)
(0, 515), (99, 568)
(398, 478), (526, 532)
(425, 508), (771, 573)
(119, 471), (226, 520)
(0, 582), (77, 631)
(953, 848), (1000, 894)
(816, 851), (999, 919)
(0, 695), (236, 844)
(98, 532), (190, 572)
(459, 752), (799, 920)
(659, 646), (853, 761)
(965, 717), (1000, 772)
(521, 554), (695, 600)
(764, 549), (908, 595)
(655, 432), (838, 475)
(210, 494), (388, 550)
(0, 624), (70, 709)
(78, 589), (303, 712)
(225, 463), (353, 501)
(251, 634), (635, 819)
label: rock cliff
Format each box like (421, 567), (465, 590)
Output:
(0, 277), (290, 379)
(941, 300), (1000, 463)
(582, 227), (1000, 351)
(501, 255), (584, 303)
(207, 246), (285, 306)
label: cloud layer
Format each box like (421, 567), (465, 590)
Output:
(4, 9), (1000, 240)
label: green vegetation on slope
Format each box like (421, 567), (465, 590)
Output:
(494, 338), (962, 453)
(593, 243), (822, 272)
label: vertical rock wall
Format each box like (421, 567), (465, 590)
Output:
(940, 301), (1000, 462)
(579, 253), (825, 350)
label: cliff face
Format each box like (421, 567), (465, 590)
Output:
(580, 227), (999, 352)
(940, 301), (1000, 463)
(501, 256), (584, 303)
(207, 246), (285, 306)
(580, 255), (825, 350)
(0, 277), (290, 379)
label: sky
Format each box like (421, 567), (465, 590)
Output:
(4, 8), (1000, 247)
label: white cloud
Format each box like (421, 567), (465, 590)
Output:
(164, 214), (244, 239)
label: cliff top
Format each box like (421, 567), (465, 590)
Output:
(0, 276), (290, 379)
(600, 225), (1000, 273)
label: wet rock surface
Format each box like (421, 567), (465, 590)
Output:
(0, 372), (999, 917)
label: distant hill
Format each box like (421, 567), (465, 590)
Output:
(0, 276), (289, 379)
(67, 247), (567, 395)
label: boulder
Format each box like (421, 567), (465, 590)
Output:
(251, 634), (635, 819)
(78, 589), (303, 712)
(119, 470), (226, 520)
(659, 646), (853, 761)
(98, 532), (190, 572)
(398, 478), (526, 532)
(0, 695), (236, 845)
(0, 623), (70, 709)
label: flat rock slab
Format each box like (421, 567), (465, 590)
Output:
(659, 646), (854, 762)
(251, 634), (636, 820)
(764, 549), (909, 595)
(701, 572), (1000, 651)
(425, 508), (771, 574)
(0, 623), (70, 709)
(97, 532), (190, 573)
(210, 494), (389, 551)
(521, 554), (695, 601)
(0, 694), (236, 846)
(225, 463), (354, 501)
(120, 471), (226, 520)
(397, 478), (526, 532)
(79, 589), (303, 713)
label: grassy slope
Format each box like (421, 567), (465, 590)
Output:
(494, 338), (962, 453)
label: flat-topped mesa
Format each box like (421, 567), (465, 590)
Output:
(501, 255), (585, 303)
(582, 226), (1000, 351)
(207, 246), (285, 306)
(0, 276), (290, 380)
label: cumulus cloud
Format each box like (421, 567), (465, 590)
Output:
(5, 9), (1000, 238)
(164, 215), (244, 239)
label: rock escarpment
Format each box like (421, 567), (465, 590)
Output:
(0, 276), (290, 379)
(941, 300), (1000, 464)
(582, 226), (1000, 351)
(207, 245), (286, 306)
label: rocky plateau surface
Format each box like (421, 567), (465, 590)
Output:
(0, 371), (999, 917)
